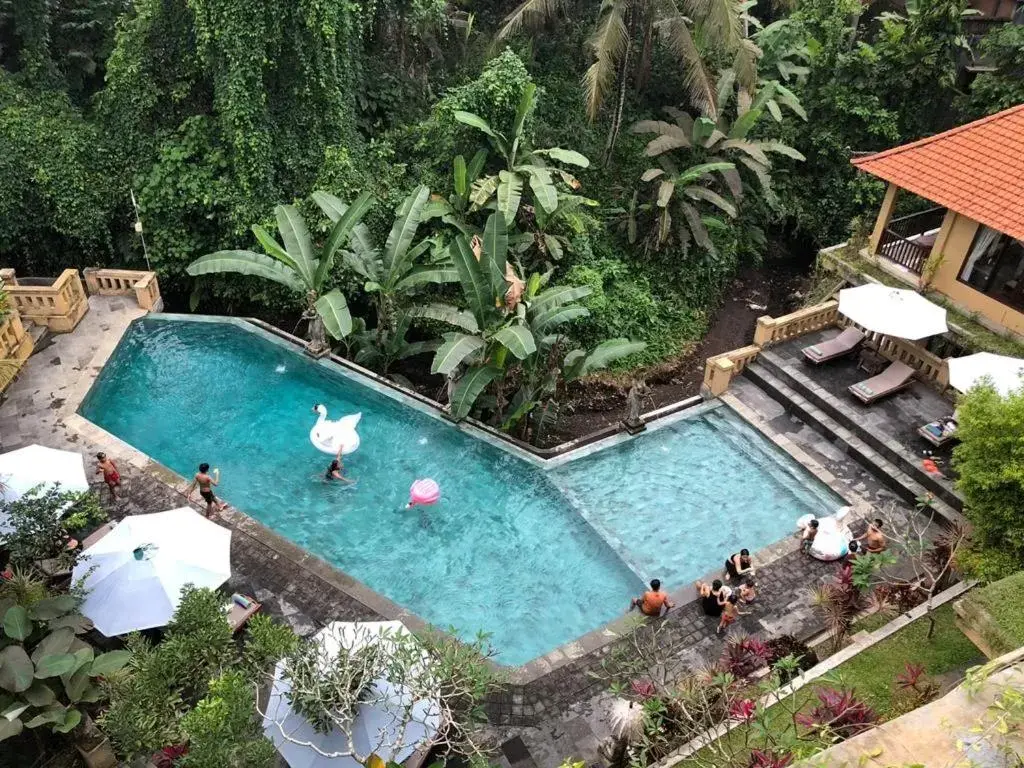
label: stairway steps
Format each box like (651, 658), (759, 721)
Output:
(756, 349), (963, 513)
(744, 361), (963, 527)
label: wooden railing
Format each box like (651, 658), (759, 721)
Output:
(83, 268), (162, 311)
(5, 269), (88, 333)
(703, 345), (761, 397)
(754, 301), (839, 347)
(877, 207), (946, 275)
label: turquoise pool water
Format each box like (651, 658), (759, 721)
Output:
(81, 317), (844, 664)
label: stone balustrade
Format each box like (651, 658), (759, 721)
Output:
(83, 268), (163, 311)
(702, 345), (761, 397)
(0, 309), (33, 393)
(4, 268), (89, 333)
(753, 301), (839, 347)
(706, 297), (951, 397)
(839, 317), (950, 388)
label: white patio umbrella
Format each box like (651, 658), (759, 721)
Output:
(262, 621), (441, 768)
(948, 352), (1024, 396)
(72, 507), (232, 636)
(0, 444), (90, 536)
(838, 284), (948, 340)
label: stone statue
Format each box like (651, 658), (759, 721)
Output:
(623, 379), (651, 434)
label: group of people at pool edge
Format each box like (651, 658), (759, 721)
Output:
(630, 518), (888, 637)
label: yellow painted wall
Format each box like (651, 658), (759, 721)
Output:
(928, 212), (1024, 335)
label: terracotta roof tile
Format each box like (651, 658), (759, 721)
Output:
(852, 103), (1024, 242)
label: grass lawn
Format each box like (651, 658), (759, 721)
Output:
(698, 604), (982, 763)
(836, 604), (983, 715)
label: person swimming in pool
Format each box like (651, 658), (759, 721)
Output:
(325, 446), (353, 483)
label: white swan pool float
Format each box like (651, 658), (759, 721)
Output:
(797, 506), (853, 561)
(310, 404), (361, 455)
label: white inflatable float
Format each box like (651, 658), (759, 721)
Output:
(310, 404), (361, 456)
(797, 506), (854, 561)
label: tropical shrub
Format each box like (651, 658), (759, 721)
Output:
(720, 634), (770, 679)
(100, 586), (283, 761)
(315, 184), (457, 372)
(795, 687), (878, 739)
(430, 216), (644, 433)
(0, 588), (129, 743)
(0, 486), (106, 570)
(954, 383), (1024, 552)
(764, 635), (818, 675)
(178, 671), (277, 768)
(453, 82), (590, 229)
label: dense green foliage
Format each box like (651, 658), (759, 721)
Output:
(0, 583), (129, 744)
(1, 0), (1015, 433)
(99, 587), (295, 761)
(0, 486), (107, 570)
(953, 385), (1024, 558)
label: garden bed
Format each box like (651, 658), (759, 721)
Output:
(677, 604), (983, 768)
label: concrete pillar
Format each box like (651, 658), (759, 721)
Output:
(868, 183), (900, 255)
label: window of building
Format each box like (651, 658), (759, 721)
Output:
(958, 226), (1024, 312)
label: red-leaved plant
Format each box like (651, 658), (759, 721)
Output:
(796, 687), (878, 738)
(720, 634), (771, 678)
(893, 661), (939, 712)
(729, 698), (756, 721)
(747, 750), (794, 767)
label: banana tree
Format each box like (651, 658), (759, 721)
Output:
(516, 192), (599, 266)
(502, 290), (647, 443)
(421, 151), (489, 236)
(636, 160), (738, 254)
(0, 593), (129, 743)
(186, 194), (373, 356)
(454, 84), (590, 227)
(313, 185), (458, 371)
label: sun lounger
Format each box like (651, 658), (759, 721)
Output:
(918, 415), (958, 447)
(802, 327), (865, 364)
(225, 594), (261, 633)
(849, 361), (916, 404)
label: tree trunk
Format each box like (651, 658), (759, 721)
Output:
(635, 8), (653, 91)
(602, 4), (635, 165)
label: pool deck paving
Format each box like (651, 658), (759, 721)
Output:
(0, 298), (929, 768)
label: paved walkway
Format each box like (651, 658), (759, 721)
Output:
(0, 299), (898, 768)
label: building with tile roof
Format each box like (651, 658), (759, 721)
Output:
(853, 103), (1024, 337)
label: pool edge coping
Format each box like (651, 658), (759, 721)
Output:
(67, 311), (877, 685)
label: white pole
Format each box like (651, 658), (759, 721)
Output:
(130, 189), (152, 271)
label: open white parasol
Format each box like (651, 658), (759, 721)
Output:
(838, 284), (948, 340)
(948, 352), (1024, 396)
(72, 507), (232, 636)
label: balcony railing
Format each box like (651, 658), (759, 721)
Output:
(877, 206), (947, 275)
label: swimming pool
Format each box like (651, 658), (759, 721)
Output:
(81, 317), (844, 664)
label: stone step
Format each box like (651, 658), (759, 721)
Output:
(744, 361), (963, 527)
(24, 319), (53, 354)
(756, 349), (963, 513)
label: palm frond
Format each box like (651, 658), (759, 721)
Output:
(583, 0), (629, 122)
(632, 120), (692, 156)
(495, 0), (565, 40)
(654, 15), (716, 119)
(684, 0), (743, 52)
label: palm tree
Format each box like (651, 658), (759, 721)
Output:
(495, 0), (757, 158)
(186, 194), (372, 356)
